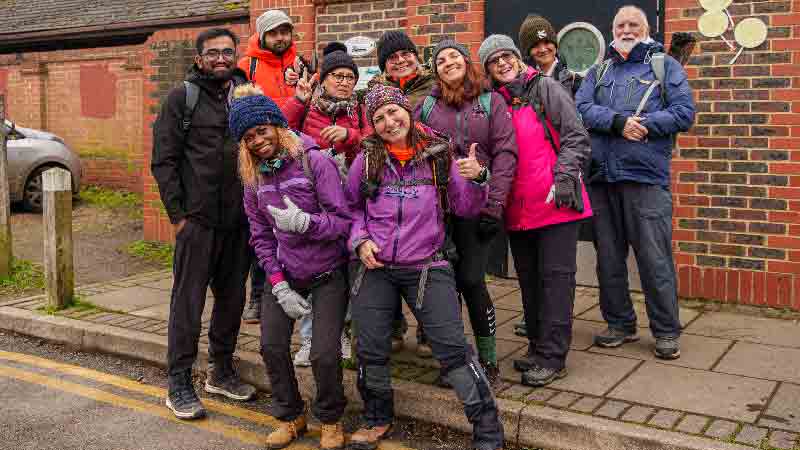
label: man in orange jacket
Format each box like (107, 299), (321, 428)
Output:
(237, 9), (309, 111)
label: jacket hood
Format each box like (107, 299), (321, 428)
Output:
(244, 33), (297, 67)
(185, 64), (247, 92)
(607, 39), (665, 63)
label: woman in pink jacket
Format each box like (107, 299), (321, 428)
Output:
(479, 34), (592, 387)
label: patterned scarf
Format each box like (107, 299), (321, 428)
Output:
(313, 89), (358, 119)
(258, 148), (289, 174)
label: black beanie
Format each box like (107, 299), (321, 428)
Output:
(320, 44), (359, 83)
(377, 31), (418, 71)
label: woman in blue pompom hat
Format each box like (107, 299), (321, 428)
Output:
(229, 83), (351, 450)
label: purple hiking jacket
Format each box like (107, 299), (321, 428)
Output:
(346, 128), (488, 266)
(244, 135), (351, 284)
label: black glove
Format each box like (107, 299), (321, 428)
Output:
(554, 173), (584, 213)
(477, 214), (502, 242)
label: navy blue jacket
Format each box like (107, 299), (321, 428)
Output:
(575, 40), (695, 186)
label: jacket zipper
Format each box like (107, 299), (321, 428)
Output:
(391, 164), (405, 264)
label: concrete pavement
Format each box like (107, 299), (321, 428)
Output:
(1, 269), (799, 450)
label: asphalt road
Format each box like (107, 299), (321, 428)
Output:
(0, 331), (538, 450)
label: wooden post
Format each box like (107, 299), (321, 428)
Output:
(43, 167), (73, 309)
(0, 110), (12, 277)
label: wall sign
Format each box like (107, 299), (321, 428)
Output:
(557, 22), (606, 75)
(696, 0), (768, 64)
(345, 36), (376, 58)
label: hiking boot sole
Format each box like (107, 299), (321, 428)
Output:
(204, 382), (255, 401)
(242, 318), (260, 324)
(349, 426), (392, 450)
(165, 397), (206, 420)
(594, 334), (640, 348)
(654, 348), (681, 360)
(521, 368), (568, 387)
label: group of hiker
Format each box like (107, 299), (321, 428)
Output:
(151, 5), (695, 450)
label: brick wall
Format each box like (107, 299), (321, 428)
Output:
(665, 0), (800, 309)
(1, 45), (144, 193)
(141, 23), (251, 242)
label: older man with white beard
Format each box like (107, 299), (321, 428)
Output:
(575, 5), (695, 360)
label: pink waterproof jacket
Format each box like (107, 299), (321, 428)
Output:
(500, 67), (592, 231)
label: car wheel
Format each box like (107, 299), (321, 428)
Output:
(23, 165), (56, 213)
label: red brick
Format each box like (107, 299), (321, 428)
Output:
(702, 267), (716, 300)
(774, 39), (800, 51)
(678, 266), (691, 297)
(726, 270), (740, 303)
(715, 269), (727, 301)
(773, 14), (800, 26)
(754, 271), (767, 306)
(690, 266), (702, 298)
(771, 138), (800, 149)
(740, 271), (754, 305)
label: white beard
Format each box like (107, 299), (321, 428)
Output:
(613, 38), (641, 53)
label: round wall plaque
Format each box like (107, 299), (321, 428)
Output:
(557, 22), (606, 75)
(344, 36), (376, 58)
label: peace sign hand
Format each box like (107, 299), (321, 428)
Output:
(295, 71), (313, 104)
(455, 143), (484, 180)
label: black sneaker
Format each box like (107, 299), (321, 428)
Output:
(513, 320), (527, 337)
(654, 336), (681, 360)
(166, 371), (206, 420)
(521, 365), (567, 387)
(512, 346), (536, 373)
(204, 360), (257, 401)
(241, 296), (261, 324)
(594, 328), (639, 348)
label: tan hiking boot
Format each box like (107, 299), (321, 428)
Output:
(265, 415), (307, 449)
(349, 423), (392, 450)
(320, 422), (345, 450)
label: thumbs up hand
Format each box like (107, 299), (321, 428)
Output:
(455, 143), (485, 180)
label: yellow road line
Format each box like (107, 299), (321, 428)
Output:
(0, 364), (315, 449)
(0, 350), (416, 450)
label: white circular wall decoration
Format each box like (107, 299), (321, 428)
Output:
(557, 22), (606, 75)
(695, 0), (768, 64)
(344, 36), (377, 58)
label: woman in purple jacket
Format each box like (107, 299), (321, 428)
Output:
(230, 85), (350, 450)
(414, 40), (518, 384)
(346, 85), (504, 450)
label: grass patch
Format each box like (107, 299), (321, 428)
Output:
(0, 259), (45, 296)
(124, 240), (174, 267)
(40, 295), (101, 315)
(78, 185), (143, 218)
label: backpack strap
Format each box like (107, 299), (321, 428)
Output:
(301, 149), (314, 184)
(182, 81), (200, 135)
(420, 95), (436, 124)
(478, 91), (492, 115)
(249, 56), (258, 80)
(527, 74), (559, 154)
(650, 52), (667, 105)
(592, 59), (614, 101)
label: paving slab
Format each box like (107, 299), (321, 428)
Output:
(570, 319), (608, 351)
(758, 382), (800, 432)
(526, 387), (558, 403)
(768, 430), (799, 449)
(609, 362), (776, 422)
(487, 282), (518, 300)
(547, 391), (580, 408)
(548, 350), (642, 397)
(595, 400), (629, 419)
(84, 286), (168, 313)
(131, 297), (214, 323)
(591, 333), (732, 370)
(621, 405), (656, 423)
(578, 302), (700, 329)
(495, 319), (527, 344)
(569, 396), (604, 414)
(649, 409), (682, 429)
(573, 293), (599, 316)
(493, 291), (522, 312)
(714, 341), (800, 384)
(734, 424), (768, 446)
(676, 414), (710, 434)
(139, 277), (173, 291)
(684, 311), (800, 348)
(705, 420), (739, 440)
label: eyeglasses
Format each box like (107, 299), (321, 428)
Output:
(329, 72), (357, 84)
(387, 51), (416, 64)
(202, 48), (236, 60)
(486, 52), (517, 67)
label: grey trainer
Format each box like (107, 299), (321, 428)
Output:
(166, 371), (206, 420)
(204, 360), (256, 401)
(521, 365), (567, 387)
(241, 296), (261, 324)
(654, 336), (681, 360)
(594, 328), (639, 348)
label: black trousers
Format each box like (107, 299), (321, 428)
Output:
(260, 267), (348, 423)
(452, 217), (496, 338)
(588, 182), (681, 338)
(167, 220), (251, 376)
(249, 254), (267, 302)
(508, 220), (579, 370)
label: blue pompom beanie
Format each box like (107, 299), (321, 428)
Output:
(228, 93), (288, 142)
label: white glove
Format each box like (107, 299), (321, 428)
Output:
(267, 196), (311, 234)
(272, 281), (311, 319)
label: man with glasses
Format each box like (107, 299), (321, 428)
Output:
(238, 9), (309, 111)
(152, 28), (256, 420)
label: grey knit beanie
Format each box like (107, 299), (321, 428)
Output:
(478, 34), (522, 68)
(256, 10), (292, 37)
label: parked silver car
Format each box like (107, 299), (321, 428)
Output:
(2, 119), (82, 212)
